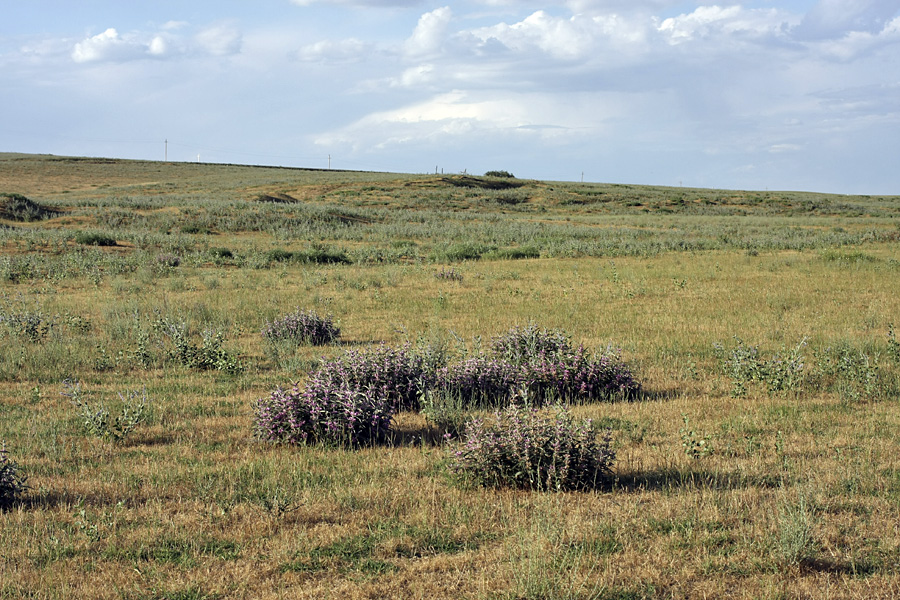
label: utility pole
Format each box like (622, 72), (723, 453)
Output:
(165, 139), (167, 162)
(328, 154), (331, 169)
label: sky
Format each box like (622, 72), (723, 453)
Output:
(2, 1), (899, 194)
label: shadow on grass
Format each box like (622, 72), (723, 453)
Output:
(611, 467), (784, 493)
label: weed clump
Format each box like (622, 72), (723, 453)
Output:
(0, 442), (28, 509)
(449, 402), (615, 491)
(74, 231), (117, 247)
(63, 380), (149, 443)
(0, 193), (58, 222)
(262, 309), (340, 346)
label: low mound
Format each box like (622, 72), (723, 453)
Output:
(0, 193), (59, 222)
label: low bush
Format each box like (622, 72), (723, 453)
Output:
(262, 309), (340, 346)
(715, 337), (806, 396)
(74, 231), (117, 247)
(484, 170), (515, 178)
(491, 324), (573, 366)
(255, 326), (639, 447)
(429, 242), (492, 263)
(307, 344), (429, 412)
(155, 253), (181, 269)
(437, 357), (522, 405)
(0, 193), (59, 222)
(483, 246), (540, 260)
(254, 382), (393, 447)
(449, 402), (615, 491)
(0, 443), (28, 509)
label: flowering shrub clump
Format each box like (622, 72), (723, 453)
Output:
(437, 357), (522, 405)
(254, 326), (640, 447)
(255, 344), (430, 446)
(262, 309), (340, 346)
(0, 443), (28, 509)
(520, 345), (641, 402)
(254, 382), (393, 447)
(449, 403), (615, 491)
(490, 324), (573, 366)
(307, 344), (430, 412)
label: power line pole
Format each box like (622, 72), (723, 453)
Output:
(165, 139), (167, 162)
(328, 154), (331, 169)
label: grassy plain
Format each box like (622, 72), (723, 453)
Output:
(1, 153), (900, 599)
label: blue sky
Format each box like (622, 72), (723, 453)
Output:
(2, 0), (899, 194)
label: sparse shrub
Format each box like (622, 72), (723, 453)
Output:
(74, 231), (117, 247)
(0, 442), (28, 509)
(814, 343), (880, 402)
(888, 324), (900, 363)
(155, 253), (181, 269)
(430, 242), (492, 263)
(254, 382), (393, 447)
(434, 267), (463, 282)
(262, 309), (340, 346)
(679, 415), (713, 459)
(716, 337), (806, 396)
(519, 345), (641, 402)
(156, 318), (242, 373)
(484, 170), (515, 178)
(209, 247), (234, 260)
(264, 249), (294, 263)
(449, 402), (615, 491)
(62, 379), (149, 443)
(419, 389), (470, 438)
(775, 491), (817, 566)
(489, 325), (640, 402)
(255, 344), (430, 445)
(297, 244), (351, 265)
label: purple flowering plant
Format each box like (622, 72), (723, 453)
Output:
(262, 308), (340, 346)
(448, 402), (615, 491)
(254, 325), (639, 448)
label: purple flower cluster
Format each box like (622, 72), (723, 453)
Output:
(307, 344), (429, 412)
(434, 267), (464, 282)
(262, 309), (340, 346)
(437, 327), (640, 406)
(254, 382), (393, 447)
(437, 357), (521, 405)
(519, 345), (641, 402)
(449, 403), (615, 491)
(254, 344), (429, 446)
(254, 327), (640, 447)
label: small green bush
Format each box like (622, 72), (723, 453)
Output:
(0, 443), (28, 509)
(74, 231), (117, 247)
(484, 170), (515, 178)
(430, 242), (492, 263)
(63, 380), (150, 443)
(483, 246), (541, 260)
(449, 402), (615, 491)
(262, 309), (340, 346)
